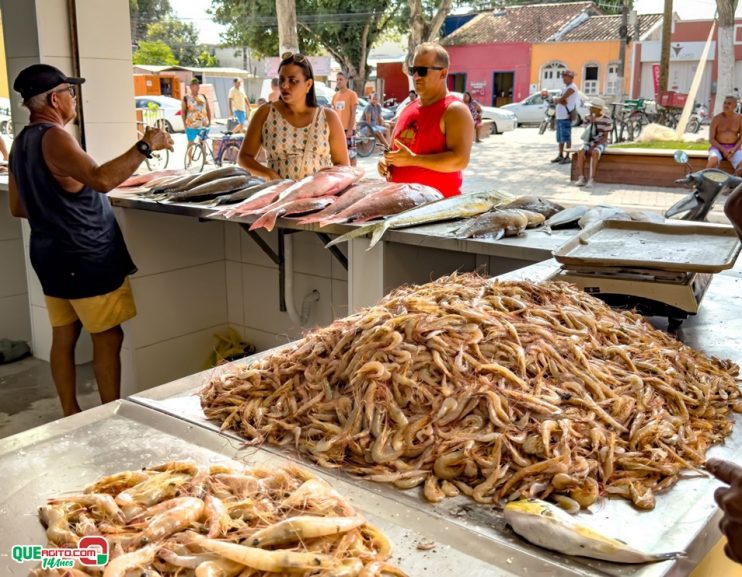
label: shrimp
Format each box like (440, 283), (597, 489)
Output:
(158, 548), (218, 568)
(135, 497), (204, 545)
(49, 494), (125, 525)
(84, 470), (150, 495)
(189, 533), (336, 572)
(39, 503), (80, 547)
(116, 472), (191, 520)
(195, 558), (244, 577)
(247, 515), (366, 547)
(102, 544), (157, 577)
(204, 494), (232, 538)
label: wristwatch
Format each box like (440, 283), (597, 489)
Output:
(135, 139), (153, 159)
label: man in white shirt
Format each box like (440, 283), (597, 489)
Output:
(228, 78), (250, 133)
(552, 70), (579, 165)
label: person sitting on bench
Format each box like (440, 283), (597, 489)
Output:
(574, 97), (612, 188)
(707, 95), (742, 175)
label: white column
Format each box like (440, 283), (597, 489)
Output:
(348, 238), (385, 311)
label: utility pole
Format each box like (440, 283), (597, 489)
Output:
(617, 0), (628, 103)
(659, 0), (673, 94)
(276, 0), (299, 56)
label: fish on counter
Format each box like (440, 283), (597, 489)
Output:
(295, 181), (395, 225)
(273, 166), (364, 204)
(210, 179), (291, 206)
(166, 175), (261, 203)
(120, 169), (189, 188)
(543, 205), (590, 232)
(578, 206), (664, 229)
(148, 166), (250, 197)
(221, 180), (297, 217)
(451, 208), (543, 240)
(318, 183), (443, 226)
(502, 196), (564, 220)
(504, 499), (684, 564)
(250, 196), (338, 232)
(326, 190), (513, 249)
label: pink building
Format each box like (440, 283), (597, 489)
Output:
(441, 2), (602, 107)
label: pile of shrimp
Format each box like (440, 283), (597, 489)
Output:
(33, 461), (405, 577)
(200, 273), (741, 511)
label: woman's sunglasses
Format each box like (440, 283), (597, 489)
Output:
(281, 52), (307, 63)
(408, 66), (444, 78)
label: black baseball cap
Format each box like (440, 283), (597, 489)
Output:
(13, 64), (85, 100)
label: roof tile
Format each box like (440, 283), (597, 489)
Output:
(557, 13), (663, 42)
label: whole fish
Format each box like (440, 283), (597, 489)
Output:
(296, 181), (394, 225)
(210, 179), (291, 206)
(271, 166), (364, 207)
(504, 499), (683, 564)
(167, 175), (258, 203)
(578, 205), (633, 230)
(157, 166), (250, 197)
(148, 173), (202, 195)
(326, 190), (512, 249)
(221, 180), (296, 218)
(120, 169), (187, 188)
(543, 205), (590, 233)
(250, 196), (337, 232)
(502, 196), (564, 220)
(452, 209), (536, 240)
(320, 183), (442, 226)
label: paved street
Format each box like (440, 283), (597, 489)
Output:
(164, 124), (729, 224)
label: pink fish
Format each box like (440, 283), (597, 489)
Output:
(222, 180), (295, 218)
(295, 181), (392, 225)
(320, 183), (443, 226)
(262, 166), (364, 212)
(249, 196), (338, 232)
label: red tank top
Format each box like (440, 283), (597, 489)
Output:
(389, 95), (462, 197)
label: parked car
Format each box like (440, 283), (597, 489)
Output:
(502, 89), (589, 126)
(134, 95), (184, 133)
(391, 92), (517, 134)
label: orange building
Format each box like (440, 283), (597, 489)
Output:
(530, 13), (662, 100)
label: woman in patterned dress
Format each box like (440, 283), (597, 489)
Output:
(463, 91), (482, 143)
(238, 53), (349, 180)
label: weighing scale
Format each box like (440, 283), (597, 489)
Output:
(550, 220), (741, 329)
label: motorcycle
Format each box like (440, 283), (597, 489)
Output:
(538, 97), (556, 135)
(666, 150), (741, 221)
(686, 102), (709, 134)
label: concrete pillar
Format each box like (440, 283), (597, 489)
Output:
(1, 0), (136, 362)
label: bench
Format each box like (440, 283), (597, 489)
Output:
(569, 148), (734, 188)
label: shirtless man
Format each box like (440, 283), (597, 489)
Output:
(707, 95), (742, 174)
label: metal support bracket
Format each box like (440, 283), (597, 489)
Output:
(315, 233), (348, 271)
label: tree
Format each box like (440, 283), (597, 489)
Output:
(129, 0), (172, 43)
(715, 0), (739, 113)
(146, 20), (202, 66)
(132, 40), (179, 65)
(211, 0), (401, 92)
(407, 0), (456, 56)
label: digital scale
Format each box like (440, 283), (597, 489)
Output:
(550, 220), (741, 329)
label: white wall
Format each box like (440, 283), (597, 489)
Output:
(640, 61), (713, 105)
(0, 188), (31, 342)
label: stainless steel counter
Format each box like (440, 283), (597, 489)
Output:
(129, 262), (742, 577)
(0, 400), (573, 577)
(108, 189), (576, 261)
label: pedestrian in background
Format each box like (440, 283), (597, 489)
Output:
(463, 91), (483, 143)
(228, 77), (250, 134)
(552, 69), (579, 165)
(182, 78), (212, 144)
(332, 72), (359, 164)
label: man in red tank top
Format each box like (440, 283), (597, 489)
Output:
(379, 43), (474, 197)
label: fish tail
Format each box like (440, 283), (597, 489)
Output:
(651, 551), (684, 562)
(367, 222), (390, 250)
(249, 211), (276, 231)
(325, 223), (380, 248)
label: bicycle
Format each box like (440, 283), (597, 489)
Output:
(184, 128), (212, 172)
(136, 116), (169, 171)
(354, 121), (380, 158)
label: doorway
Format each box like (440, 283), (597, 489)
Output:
(492, 72), (514, 107)
(447, 73), (467, 93)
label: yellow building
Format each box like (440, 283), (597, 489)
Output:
(0, 12), (8, 98)
(530, 13), (662, 100)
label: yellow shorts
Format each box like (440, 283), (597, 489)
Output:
(45, 278), (137, 334)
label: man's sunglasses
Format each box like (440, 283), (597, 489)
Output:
(408, 66), (444, 77)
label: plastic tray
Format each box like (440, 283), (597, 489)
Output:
(553, 220), (742, 273)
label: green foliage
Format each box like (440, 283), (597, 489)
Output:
(197, 51), (219, 67)
(132, 39), (179, 65)
(146, 21), (201, 65)
(129, 0), (173, 42)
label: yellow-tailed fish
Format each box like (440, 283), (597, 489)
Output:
(325, 190), (513, 250)
(503, 499), (683, 564)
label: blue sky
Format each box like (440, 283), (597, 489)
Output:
(172, 0), (742, 45)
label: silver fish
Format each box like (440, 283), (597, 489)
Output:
(167, 175), (258, 203)
(326, 190), (513, 249)
(502, 196), (564, 219)
(210, 179), (288, 206)
(543, 205), (590, 232)
(504, 499), (683, 564)
(452, 209), (541, 240)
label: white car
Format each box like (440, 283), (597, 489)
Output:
(392, 92), (517, 134)
(134, 95), (184, 133)
(502, 90), (589, 126)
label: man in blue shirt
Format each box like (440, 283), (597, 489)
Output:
(363, 93), (390, 150)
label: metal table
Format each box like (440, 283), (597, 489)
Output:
(0, 400), (570, 576)
(129, 263), (742, 577)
